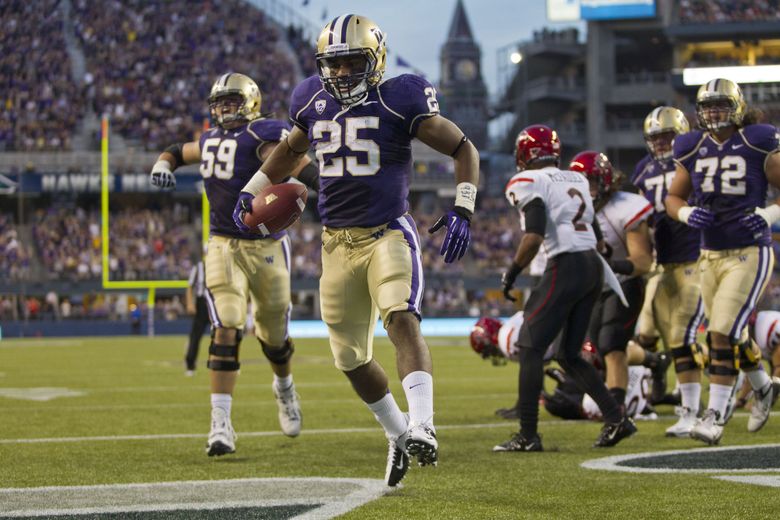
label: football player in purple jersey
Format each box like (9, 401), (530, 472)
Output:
(234, 15), (479, 485)
(632, 107), (707, 437)
(666, 78), (780, 444)
(150, 73), (318, 456)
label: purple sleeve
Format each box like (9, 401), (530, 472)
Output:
(250, 119), (290, 143)
(393, 74), (440, 136)
(743, 124), (780, 153)
(673, 131), (703, 172)
(289, 76), (322, 132)
(631, 155), (651, 185)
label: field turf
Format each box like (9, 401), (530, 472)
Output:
(1, 336), (778, 519)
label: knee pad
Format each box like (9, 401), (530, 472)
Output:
(709, 346), (739, 376)
(670, 343), (707, 372)
(737, 340), (762, 370)
(260, 338), (294, 366)
(207, 329), (242, 371)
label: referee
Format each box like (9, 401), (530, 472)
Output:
(185, 258), (210, 375)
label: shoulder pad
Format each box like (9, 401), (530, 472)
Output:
(741, 124), (780, 153)
(673, 130), (705, 161)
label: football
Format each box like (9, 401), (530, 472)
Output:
(243, 183), (308, 235)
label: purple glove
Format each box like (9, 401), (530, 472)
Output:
(686, 207), (715, 229)
(428, 207), (472, 263)
(741, 208), (770, 233)
(232, 192), (254, 233)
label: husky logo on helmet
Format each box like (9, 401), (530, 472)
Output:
(316, 14), (387, 105)
(643, 106), (690, 161)
(696, 78), (746, 133)
(515, 124), (561, 172)
(207, 73), (262, 128)
(569, 150), (614, 205)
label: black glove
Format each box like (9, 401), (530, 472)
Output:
(501, 262), (523, 301)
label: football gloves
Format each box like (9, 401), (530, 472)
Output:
(741, 205), (780, 233)
(232, 192), (254, 234)
(150, 161), (176, 190)
(428, 207), (472, 263)
(501, 262), (523, 302)
(678, 206), (714, 229)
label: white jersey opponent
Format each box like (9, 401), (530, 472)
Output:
(505, 166), (597, 258)
(595, 191), (653, 282)
(583, 366), (651, 420)
(753, 310), (780, 360)
(497, 311), (524, 361)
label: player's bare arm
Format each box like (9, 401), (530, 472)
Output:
(624, 221), (652, 276)
(259, 140), (318, 189)
(150, 141), (201, 189)
(417, 114), (479, 263)
(665, 163), (714, 229)
(415, 115), (479, 187)
(242, 126), (312, 195)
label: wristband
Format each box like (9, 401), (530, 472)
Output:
(243, 169), (272, 196)
(153, 160), (172, 172)
(677, 206), (694, 225)
(455, 182), (477, 214)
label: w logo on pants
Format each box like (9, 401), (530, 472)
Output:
(265, 256), (274, 264)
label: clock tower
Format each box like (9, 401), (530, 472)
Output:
(439, 0), (488, 149)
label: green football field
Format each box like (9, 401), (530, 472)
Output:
(1, 336), (778, 519)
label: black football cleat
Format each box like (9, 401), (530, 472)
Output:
(493, 432), (543, 452)
(593, 416), (637, 448)
(650, 352), (672, 404)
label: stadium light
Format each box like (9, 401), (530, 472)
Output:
(682, 65), (780, 86)
(510, 51), (523, 64)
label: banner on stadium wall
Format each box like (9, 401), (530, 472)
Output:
(4, 173), (205, 194)
(547, 0), (655, 21)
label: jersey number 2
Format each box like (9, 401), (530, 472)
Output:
(568, 188), (588, 231)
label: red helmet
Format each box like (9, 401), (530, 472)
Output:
(569, 150), (613, 203)
(470, 317), (502, 358)
(515, 124), (561, 171)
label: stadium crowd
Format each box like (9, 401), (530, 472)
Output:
(71, 0), (303, 150)
(0, 0), (83, 151)
(0, 213), (31, 281)
(679, 0), (780, 24)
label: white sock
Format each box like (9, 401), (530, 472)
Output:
(211, 393), (232, 416)
(402, 371), (434, 427)
(274, 374), (293, 391)
(679, 382), (701, 414)
(708, 383), (734, 418)
(367, 392), (408, 439)
(745, 367), (771, 392)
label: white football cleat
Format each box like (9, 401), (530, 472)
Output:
(747, 381), (774, 433)
(689, 408), (723, 445)
(665, 406), (697, 437)
(273, 383), (302, 437)
(385, 433), (410, 487)
(206, 407), (236, 456)
(405, 422), (438, 467)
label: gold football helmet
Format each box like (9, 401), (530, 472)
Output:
(207, 73), (262, 128)
(316, 14), (387, 105)
(643, 106), (690, 161)
(696, 78), (746, 133)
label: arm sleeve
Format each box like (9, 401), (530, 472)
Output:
(523, 198), (547, 236)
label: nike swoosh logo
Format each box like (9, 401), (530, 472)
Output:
(395, 457), (405, 470)
(409, 383), (425, 389)
(732, 144), (743, 149)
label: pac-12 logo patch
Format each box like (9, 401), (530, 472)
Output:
(315, 100), (327, 114)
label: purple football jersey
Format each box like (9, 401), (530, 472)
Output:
(199, 119), (289, 240)
(632, 154), (700, 264)
(289, 74), (439, 227)
(674, 124), (778, 250)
